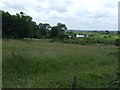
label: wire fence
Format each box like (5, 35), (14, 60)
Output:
(3, 75), (119, 88)
(3, 76), (70, 82)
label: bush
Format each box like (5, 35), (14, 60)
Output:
(63, 39), (69, 43)
(104, 36), (107, 38)
(115, 39), (120, 46)
(49, 39), (55, 42)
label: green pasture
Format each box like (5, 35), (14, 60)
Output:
(2, 39), (118, 88)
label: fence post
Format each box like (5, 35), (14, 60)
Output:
(56, 83), (58, 89)
(72, 76), (77, 90)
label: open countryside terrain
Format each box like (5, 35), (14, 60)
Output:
(2, 39), (118, 88)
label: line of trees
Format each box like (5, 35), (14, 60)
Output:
(1, 10), (68, 39)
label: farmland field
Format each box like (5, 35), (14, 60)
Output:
(2, 39), (118, 88)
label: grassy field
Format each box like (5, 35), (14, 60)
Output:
(2, 39), (118, 88)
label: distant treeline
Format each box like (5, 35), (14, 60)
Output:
(1, 10), (68, 39)
(1, 10), (120, 46)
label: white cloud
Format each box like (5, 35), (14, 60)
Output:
(0, 0), (119, 30)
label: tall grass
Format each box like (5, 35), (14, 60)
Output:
(2, 39), (118, 88)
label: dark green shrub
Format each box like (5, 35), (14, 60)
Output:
(49, 39), (55, 42)
(115, 39), (120, 46)
(104, 36), (107, 38)
(63, 39), (69, 43)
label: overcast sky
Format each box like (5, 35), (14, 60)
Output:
(0, 0), (119, 30)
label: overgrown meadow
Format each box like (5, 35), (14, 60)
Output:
(2, 39), (118, 88)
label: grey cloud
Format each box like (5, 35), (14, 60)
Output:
(91, 11), (110, 18)
(30, 1), (71, 18)
(104, 1), (117, 8)
(2, 1), (26, 10)
(31, 5), (46, 13)
(49, 5), (67, 12)
(48, 2), (72, 13)
(0, 0), (118, 30)
(75, 8), (110, 19)
(73, 8), (90, 17)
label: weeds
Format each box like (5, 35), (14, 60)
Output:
(2, 39), (118, 88)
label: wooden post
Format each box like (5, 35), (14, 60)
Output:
(72, 76), (77, 90)
(56, 83), (58, 89)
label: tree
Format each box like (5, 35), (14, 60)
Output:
(13, 12), (33, 38)
(40, 23), (51, 36)
(57, 23), (67, 31)
(32, 21), (39, 38)
(2, 11), (34, 38)
(50, 26), (59, 37)
(50, 23), (67, 39)
(38, 23), (51, 38)
(105, 30), (110, 34)
(2, 10), (68, 39)
(2, 11), (13, 38)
